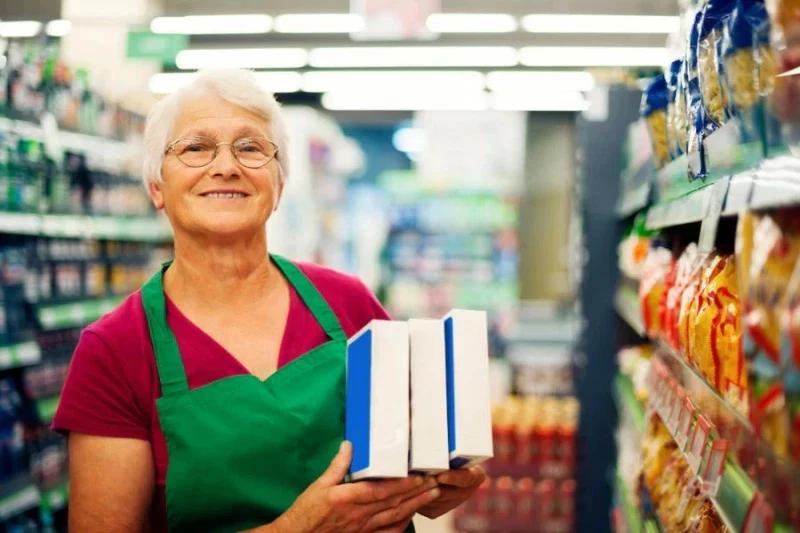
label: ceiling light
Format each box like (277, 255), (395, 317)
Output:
(175, 48), (308, 69)
(149, 72), (302, 94)
(302, 70), (485, 93)
(45, 20), (72, 37)
(321, 91), (489, 111)
(151, 15), (273, 35)
(519, 46), (668, 67)
(490, 91), (589, 111)
(487, 71), (595, 93)
(274, 14), (364, 33)
(0, 21), (43, 38)
(309, 46), (518, 68)
(426, 14), (518, 33)
(522, 14), (680, 34)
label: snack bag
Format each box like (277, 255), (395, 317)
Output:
(699, 0), (737, 129)
(666, 244), (700, 350)
(688, 10), (709, 158)
(784, 253), (800, 460)
(641, 75), (670, 169)
(693, 255), (749, 415)
(619, 213), (654, 280)
(659, 258), (680, 345)
(722, 0), (777, 142)
(766, 0), (800, 126)
(667, 60), (687, 160)
(676, 61), (693, 158)
(678, 251), (708, 365)
(742, 208), (800, 457)
(639, 242), (674, 338)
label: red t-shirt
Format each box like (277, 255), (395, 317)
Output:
(53, 261), (390, 532)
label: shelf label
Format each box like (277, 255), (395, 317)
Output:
(701, 439), (728, 498)
(688, 415), (712, 474)
(743, 493), (774, 533)
(675, 397), (695, 450)
(667, 385), (683, 432)
(699, 177), (731, 254)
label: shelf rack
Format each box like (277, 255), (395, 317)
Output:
(614, 286), (646, 339)
(37, 296), (125, 331)
(0, 342), (41, 371)
(0, 211), (173, 243)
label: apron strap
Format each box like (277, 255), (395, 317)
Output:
(142, 263), (190, 396)
(271, 255), (347, 342)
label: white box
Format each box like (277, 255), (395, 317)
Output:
(443, 309), (494, 469)
(408, 319), (450, 474)
(346, 320), (410, 480)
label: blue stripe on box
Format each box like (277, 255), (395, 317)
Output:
(450, 457), (470, 469)
(444, 317), (456, 455)
(347, 329), (372, 475)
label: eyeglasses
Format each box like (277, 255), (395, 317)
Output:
(165, 136), (279, 169)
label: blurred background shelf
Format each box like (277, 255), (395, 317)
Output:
(37, 297), (125, 331)
(0, 342), (41, 371)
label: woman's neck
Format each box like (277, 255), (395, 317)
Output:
(164, 231), (281, 311)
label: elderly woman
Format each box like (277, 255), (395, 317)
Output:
(53, 69), (485, 533)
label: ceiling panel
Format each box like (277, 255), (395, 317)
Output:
(0, 0), (61, 21)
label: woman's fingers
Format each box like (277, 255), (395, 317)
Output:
(334, 476), (429, 505)
(363, 486), (441, 531)
(315, 441), (352, 488)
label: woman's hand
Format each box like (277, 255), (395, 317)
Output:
(417, 466), (487, 520)
(270, 442), (440, 533)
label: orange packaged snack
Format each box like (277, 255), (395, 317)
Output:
(678, 259), (704, 366)
(785, 256), (800, 461)
(666, 244), (700, 351)
(693, 255), (748, 416)
(741, 208), (800, 457)
(639, 242), (674, 338)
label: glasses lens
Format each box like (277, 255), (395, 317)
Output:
(234, 138), (275, 168)
(174, 138), (216, 167)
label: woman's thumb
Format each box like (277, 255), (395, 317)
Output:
(317, 441), (352, 487)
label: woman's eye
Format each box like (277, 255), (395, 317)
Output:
(186, 143), (209, 152)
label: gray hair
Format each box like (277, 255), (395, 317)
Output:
(142, 69), (290, 187)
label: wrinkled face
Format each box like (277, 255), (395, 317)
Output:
(149, 92), (282, 241)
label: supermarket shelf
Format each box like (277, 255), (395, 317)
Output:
(614, 286), (646, 338)
(617, 181), (652, 218)
(37, 296), (124, 331)
(0, 341), (41, 371)
(0, 212), (173, 242)
(41, 477), (69, 511)
(615, 472), (652, 533)
(645, 356), (795, 532)
(614, 374), (645, 434)
(645, 182), (718, 230)
(0, 475), (41, 520)
(35, 395), (60, 424)
(0, 116), (128, 155)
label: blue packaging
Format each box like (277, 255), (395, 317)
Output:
(667, 60), (685, 159)
(641, 74), (670, 168)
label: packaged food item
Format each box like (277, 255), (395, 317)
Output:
(618, 214), (653, 281)
(698, 0), (737, 129)
(641, 74), (671, 168)
(722, 0), (776, 134)
(741, 209), (800, 457)
(676, 61), (693, 157)
(693, 255), (749, 415)
(346, 320), (410, 479)
(667, 59), (688, 159)
(784, 254), (800, 460)
(766, 0), (800, 125)
(666, 244), (700, 350)
(639, 241), (675, 338)
(678, 252), (707, 364)
(688, 10), (709, 158)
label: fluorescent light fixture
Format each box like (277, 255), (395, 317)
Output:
(522, 14), (680, 34)
(149, 72), (302, 94)
(519, 46), (668, 67)
(45, 20), (72, 37)
(0, 21), (43, 38)
(274, 14), (364, 33)
(302, 70), (485, 93)
(393, 127), (428, 153)
(176, 48), (308, 69)
(490, 91), (589, 111)
(321, 91), (488, 111)
(151, 15), (273, 35)
(426, 14), (518, 33)
(309, 46), (518, 68)
(487, 70), (595, 93)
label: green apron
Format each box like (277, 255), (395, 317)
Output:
(142, 255), (415, 532)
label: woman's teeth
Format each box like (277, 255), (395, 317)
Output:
(205, 193), (246, 198)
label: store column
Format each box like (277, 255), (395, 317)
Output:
(60, 0), (162, 113)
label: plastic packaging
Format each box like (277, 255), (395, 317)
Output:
(699, 0), (737, 128)
(766, 0), (800, 153)
(665, 244), (699, 351)
(740, 209), (800, 457)
(639, 242), (675, 338)
(787, 257), (800, 460)
(641, 74), (671, 168)
(667, 60), (687, 159)
(688, 10), (708, 156)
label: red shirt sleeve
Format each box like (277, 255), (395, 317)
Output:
(53, 329), (150, 440)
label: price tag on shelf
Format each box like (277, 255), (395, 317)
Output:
(675, 397), (695, 450)
(743, 493), (774, 533)
(688, 415), (712, 474)
(701, 439), (728, 498)
(667, 385), (683, 432)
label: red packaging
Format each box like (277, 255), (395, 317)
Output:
(495, 477), (514, 518)
(515, 421), (535, 466)
(538, 419), (558, 464)
(560, 479), (577, 520)
(536, 479), (557, 521)
(493, 420), (516, 463)
(516, 478), (535, 521)
(474, 477), (492, 518)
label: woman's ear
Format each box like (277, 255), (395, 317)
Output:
(272, 176), (284, 212)
(148, 180), (165, 210)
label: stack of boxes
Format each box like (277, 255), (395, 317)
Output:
(346, 309), (494, 479)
